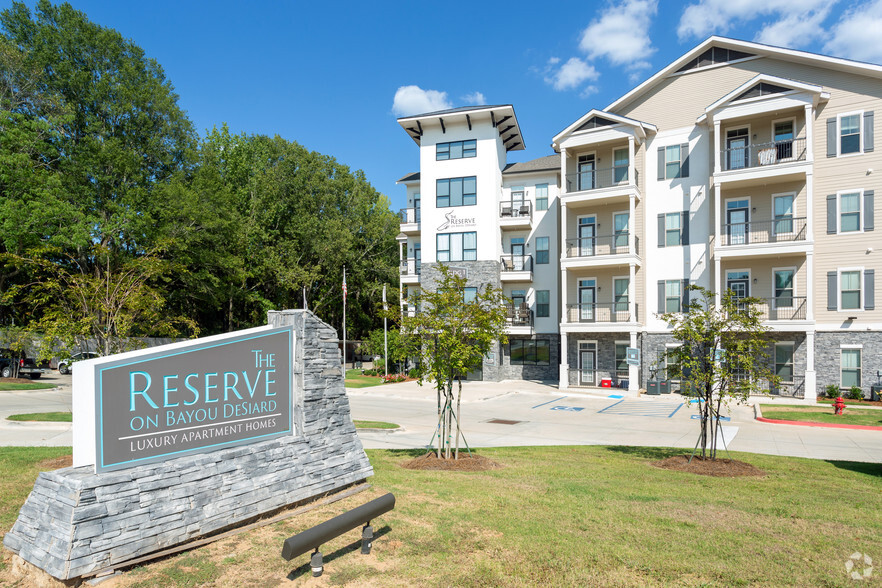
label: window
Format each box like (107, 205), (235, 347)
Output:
(510, 339), (551, 365)
(840, 114), (861, 155)
(665, 212), (681, 246)
(839, 192), (861, 232)
(535, 184), (548, 211)
(666, 146), (682, 179)
(664, 344), (681, 380)
(536, 236), (549, 264)
(614, 213), (629, 249)
(665, 280), (681, 312)
(463, 287), (477, 303)
(657, 143), (689, 179)
(511, 186), (525, 205)
(436, 140), (476, 160)
(536, 290), (550, 317)
(841, 348), (861, 388)
(511, 289), (526, 308)
(436, 177), (476, 207)
(613, 148), (629, 183)
(614, 278), (629, 312)
(615, 343), (628, 380)
(774, 269), (794, 308)
(436, 232), (477, 262)
(841, 270), (861, 309)
(774, 120), (794, 160)
(774, 194), (794, 234)
(775, 343), (794, 383)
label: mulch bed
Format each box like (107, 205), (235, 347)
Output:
(652, 455), (766, 477)
(1, 378), (39, 384)
(37, 455), (73, 470)
(401, 452), (503, 471)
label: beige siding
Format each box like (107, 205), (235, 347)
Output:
(720, 181), (807, 232)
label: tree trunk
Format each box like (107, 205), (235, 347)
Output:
(454, 378), (463, 459)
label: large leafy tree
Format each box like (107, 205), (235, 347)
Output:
(401, 266), (509, 459)
(661, 286), (777, 460)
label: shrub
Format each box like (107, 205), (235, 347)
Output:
(848, 386), (865, 401)
(383, 374), (406, 383)
(408, 368), (419, 379)
(825, 384), (840, 399)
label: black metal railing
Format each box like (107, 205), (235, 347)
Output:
(720, 217), (807, 246)
(565, 165), (633, 193)
(399, 258), (420, 276)
(500, 254), (533, 272)
(721, 137), (807, 171)
(399, 207), (420, 224)
(764, 376), (805, 399)
(499, 200), (533, 220)
(565, 302), (636, 323)
(565, 234), (638, 257)
(569, 368), (631, 388)
(505, 305), (533, 327)
(736, 297), (808, 321)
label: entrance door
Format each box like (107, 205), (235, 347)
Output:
(413, 194), (421, 223)
(774, 120), (794, 160)
(577, 154), (595, 190)
(726, 200), (749, 245)
(726, 128), (749, 170)
(578, 279), (596, 322)
(578, 216), (596, 256)
(414, 244), (421, 275)
(511, 237), (525, 270)
(579, 342), (596, 385)
(727, 271), (750, 309)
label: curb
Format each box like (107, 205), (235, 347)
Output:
(755, 416), (882, 431)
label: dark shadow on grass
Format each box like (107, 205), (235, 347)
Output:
(377, 448), (433, 459)
(827, 460), (882, 478)
(286, 525), (392, 580)
(603, 446), (687, 460)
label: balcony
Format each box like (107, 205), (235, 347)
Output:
(500, 254), (533, 282)
(716, 138), (809, 185)
(563, 234), (639, 269)
(717, 218), (809, 257)
(563, 166), (638, 203)
(499, 201), (532, 229)
(733, 297), (808, 322)
(399, 208), (420, 235)
(564, 302), (637, 324)
(399, 258), (420, 285)
(505, 304), (533, 335)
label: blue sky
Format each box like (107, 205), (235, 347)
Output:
(5, 0), (882, 211)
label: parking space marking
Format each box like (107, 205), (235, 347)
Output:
(532, 396), (567, 409)
(598, 400), (684, 418)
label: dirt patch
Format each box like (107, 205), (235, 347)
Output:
(652, 455), (766, 477)
(1, 377), (38, 384)
(401, 452), (502, 471)
(36, 455), (73, 470)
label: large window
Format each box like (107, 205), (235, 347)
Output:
(839, 191), (861, 232)
(774, 269), (794, 308)
(840, 270), (861, 309)
(436, 177), (477, 207)
(841, 348), (861, 388)
(774, 194), (794, 234)
(614, 277), (629, 312)
(536, 290), (550, 317)
(436, 232), (477, 262)
(665, 280), (681, 312)
(510, 339), (551, 365)
(665, 212), (681, 246)
(535, 184), (548, 211)
(436, 140), (476, 160)
(615, 343), (628, 380)
(463, 287), (477, 303)
(613, 148), (629, 183)
(536, 236), (549, 264)
(840, 114), (861, 155)
(614, 213), (629, 249)
(775, 343), (794, 382)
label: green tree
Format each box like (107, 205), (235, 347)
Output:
(661, 286), (776, 459)
(401, 266), (508, 459)
(357, 326), (407, 374)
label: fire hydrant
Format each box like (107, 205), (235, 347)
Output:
(834, 396), (846, 415)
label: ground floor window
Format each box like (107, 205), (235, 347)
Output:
(615, 343), (629, 380)
(841, 348), (861, 388)
(510, 339), (550, 365)
(775, 343), (794, 383)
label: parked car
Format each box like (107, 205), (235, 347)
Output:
(0, 348), (45, 379)
(58, 351), (100, 375)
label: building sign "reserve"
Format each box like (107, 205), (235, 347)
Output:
(94, 326), (293, 472)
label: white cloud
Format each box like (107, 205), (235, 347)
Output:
(579, 0), (658, 70)
(463, 91), (486, 105)
(824, 0), (882, 63)
(545, 57), (600, 91)
(391, 85), (452, 117)
(677, 0), (833, 44)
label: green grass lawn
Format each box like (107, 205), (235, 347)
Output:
(761, 404), (882, 427)
(344, 368), (386, 388)
(352, 420), (399, 429)
(1, 445), (881, 586)
(818, 398), (881, 407)
(0, 382), (55, 391)
(6, 412), (72, 422)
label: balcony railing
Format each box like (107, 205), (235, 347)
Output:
(499, 201), (532, 219)
(720, 137), (807, 171)
(500, 254), (533, 272)
(565, 234), (638, 257)
(565, 302), (636, 323)
(505, 304), (533, 328)
(399, 207), (420, 224)
(569, 368), (630, 388)
(733, 296), (807, 320)
(720, 217), (807, 246)
(399, 258), (421, 276)
(565, 165), (632, 193)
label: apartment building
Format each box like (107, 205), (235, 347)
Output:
(396, 37), (882, 401)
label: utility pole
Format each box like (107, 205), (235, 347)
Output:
(383, 284), (388, 376)
(342, 266), (347, 379)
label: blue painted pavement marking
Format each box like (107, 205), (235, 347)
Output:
(608, 394), (624, 399)
(550, 406), (585, 412)
(598, 400), (684, 418)
(691, 415), (731, 421)
(532, 396), (567, 409)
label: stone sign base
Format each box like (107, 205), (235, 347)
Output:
(3, 310), (373, 582)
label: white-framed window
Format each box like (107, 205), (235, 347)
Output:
(613, 148), (629, 183)
(614, 212), (629, 249)
(436, 140), (476, 160)
(665, 280), (681, 312)
(773, 268), (795, 308)
(775, 343), (794, 383)
(615, 341), (629, 380)
(665, 343), (682, 380)
(535, 184), (549, 211)
(536, 236), (549, 264)
(839, 112), (863, 155)
(614, 277), (629, 313)
(665, 212), (681, 246)
(841, 348), (862, 388)
(436, 177), (477, 207)
(536, 290), (550, 318)
(773, 193), (795, 234)
(665, 145), (683, 179)
(436, 232), (477, 262)
(840, 269), (862, 310)
(772, 118), (796, 161)
(463, 287), (477, 303)
(838, 190), (862, 233)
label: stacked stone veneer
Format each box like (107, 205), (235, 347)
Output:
(3, 310), (373, 581)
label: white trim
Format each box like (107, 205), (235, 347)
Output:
(840, 343), (864, 349)
(838, 267), (865, 312)
(837, 110), (865, 157)
(772, 266), (797, 309)
(552, 109), (657, 146)
(725, 267), (752, 297)
(722, 124), (751, 170)
(840, 347), (862, 389)
(836, 188), (864, 235)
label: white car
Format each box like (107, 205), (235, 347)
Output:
(58, 351), (100, 375)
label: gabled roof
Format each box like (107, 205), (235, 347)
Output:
(397, 171), (420, 183)
(396, 104), (525, 152)
(607, 36), (882, 115)
(696, 73), (829, 124)
(502, 154), (560, 175)
(551, 109), (656, 151)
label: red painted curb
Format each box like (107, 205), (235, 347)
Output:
(756, 417), (882, 431)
